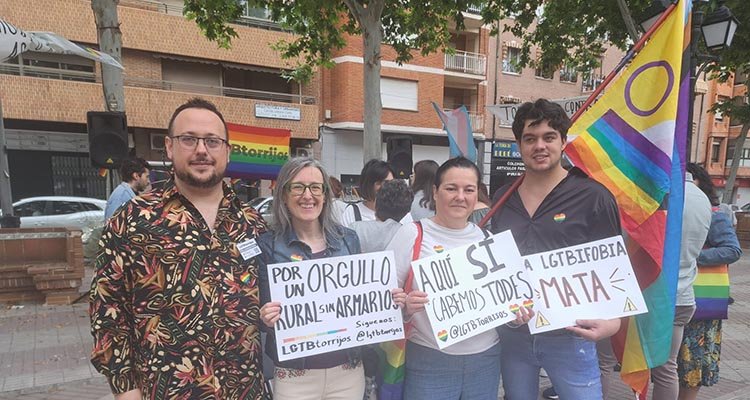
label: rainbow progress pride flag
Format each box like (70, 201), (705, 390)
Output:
(564, 0), (691, 395)
(226, 123), (290, 180)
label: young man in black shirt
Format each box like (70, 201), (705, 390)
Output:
(491, 99), (621, 399)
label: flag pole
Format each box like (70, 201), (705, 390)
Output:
(570, 2), (679, 124)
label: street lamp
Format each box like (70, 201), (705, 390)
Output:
(637, 0), (673, 32)
(701, 4), (740, 51)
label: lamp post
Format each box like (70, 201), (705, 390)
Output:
(637, 0), (739, 163)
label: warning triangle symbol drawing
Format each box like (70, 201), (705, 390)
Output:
(535, 312), (551, 329)
(623, 297), (638, 312)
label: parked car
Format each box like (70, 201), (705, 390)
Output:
(9, 196), (107, 244)
(248, 196), (273, 225)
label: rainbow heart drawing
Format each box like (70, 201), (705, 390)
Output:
(553, 213), (566, 223)
(290, 254), (303, 262)
(433, 245), (445, 253)
(523, 299), (534, 309)
(509, 304), (520, 313)
(437, 330), (448, 342)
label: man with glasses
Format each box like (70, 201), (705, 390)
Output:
(90, 98), (269, 400)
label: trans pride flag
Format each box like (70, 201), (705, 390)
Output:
(225, 123), (290, 180)
(432, 103), (478, 162)
(564, 0), (692, 395)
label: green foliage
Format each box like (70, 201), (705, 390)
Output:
(183, 0), (475, 83)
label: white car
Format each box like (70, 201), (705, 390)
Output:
(248, 196), (273, 225)
(10, 196), (107, 241)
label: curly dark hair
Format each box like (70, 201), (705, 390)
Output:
(511, 98), (571, 142)
(375, 180), (413, 222)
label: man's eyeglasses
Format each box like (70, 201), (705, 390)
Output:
(286, 182), (325, 196)
(171, 135), (228, 150)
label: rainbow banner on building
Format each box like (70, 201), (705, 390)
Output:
(564, 0), (691, 396)
(226, 123), (290, 180)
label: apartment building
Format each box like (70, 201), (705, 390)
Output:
(318, 7), (489, 184)
(1, 0), (318, 201)
(694, 70), (750, 205)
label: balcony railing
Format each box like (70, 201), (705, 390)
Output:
(443, 109), (485, 133)
(466, 5), (484, 14)
(118, 0), (286, 31)
(445, 50), (487, 76)
(0, 62), (316, 105)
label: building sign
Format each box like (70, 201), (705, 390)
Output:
(487, 95), (591, 127)
(255, 103), (301, 121)
(490, 140), (524, 195)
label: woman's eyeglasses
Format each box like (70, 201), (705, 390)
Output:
(286, 182), (325, 196)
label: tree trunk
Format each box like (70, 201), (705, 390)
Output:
(616, 0), (640, 41)
(91, 0), (125, 112)
(361, 6), (383, 163)
(722, 120), (750, 204)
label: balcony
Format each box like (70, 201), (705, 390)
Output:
(444, 50), (487, 76)
(443, 109), (485, 133)
(0, 62), (314, 105)
(466, 5), (484, 15)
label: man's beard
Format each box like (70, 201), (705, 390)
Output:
(174, 163), (225, 189)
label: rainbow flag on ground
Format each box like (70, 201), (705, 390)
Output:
(225, 123), (290, 180)
(564, 0), (692, 396)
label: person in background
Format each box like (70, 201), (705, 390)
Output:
(104, 157), (150, 219)
(258, 157), (406, 399)
(677, 163), (742, 400)
(410, 159), (439, 221)
(389, 157), (531, 400)
(469, 182), (491, 225)
(647, 167), (711, 399)
(328, 176), (348, 222)
(340, 159), (394, 226)
(90, 98), (269, 399)
(351, 179), (413, 253)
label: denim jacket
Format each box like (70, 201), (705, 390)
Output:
(257, 226), (362, 369)
(697, 209), (742, 266)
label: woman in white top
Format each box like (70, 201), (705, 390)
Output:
(387, 157), (531, 400)
(340, 159), (394, 226)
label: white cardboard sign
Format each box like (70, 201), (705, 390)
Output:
(524, 236), (648, 334)
(411, 230), (531, 349)
(267, 251), (404, 361)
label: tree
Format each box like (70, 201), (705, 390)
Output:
(183, 0), (472, 163)
(91, 0), (125, 112)
(704, 0), (750, 204)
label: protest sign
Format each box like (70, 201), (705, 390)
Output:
(411, 230), (530, 349)
(267, 250), (404, 361)
(524, 236), (648, 334)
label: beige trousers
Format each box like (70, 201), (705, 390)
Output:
(651, 305), (696, 400)
(273, 363), (365, 400)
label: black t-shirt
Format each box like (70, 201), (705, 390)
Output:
(490, 168), (622, 256)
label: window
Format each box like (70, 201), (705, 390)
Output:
(50, 201), (84, 215)
(13, 201), (46, 217)
(711, 140), (721, 163)
(560, 63), (578, 83)
(381, 78), (418, 111)
(715, 96), (728, 121)
(535, 61), (554, 80)
(5, 52), (95, 82)
(81, 202), (103, 211)
(503, 46), (521, 74)
(582, 59), (604, 92)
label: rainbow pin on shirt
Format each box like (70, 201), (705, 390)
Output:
(240, 271), (251, 284)
(433, 245), (445, 253)
(290, 254), (304, 262)
(553, 213), (566, 223)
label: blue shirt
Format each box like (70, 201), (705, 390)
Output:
(105, 182), (136, 220)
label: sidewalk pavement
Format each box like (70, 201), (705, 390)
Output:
(3, 257), (750, 400)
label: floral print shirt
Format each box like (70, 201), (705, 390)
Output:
(90, 180), (269, 399)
